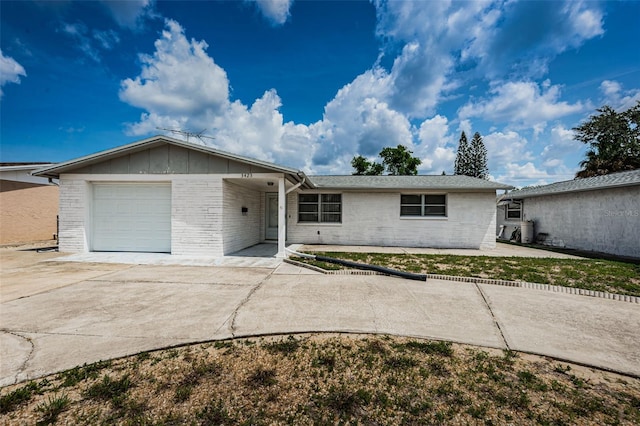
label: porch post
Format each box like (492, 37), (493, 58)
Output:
(277, 176), (286, 258)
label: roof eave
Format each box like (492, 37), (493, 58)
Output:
(509, 181), (639, 199)
(32, 135), (305, 179)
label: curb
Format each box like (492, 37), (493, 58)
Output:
(284, 259), (640, 304)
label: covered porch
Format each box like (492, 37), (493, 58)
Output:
(223, 173), (308, 258)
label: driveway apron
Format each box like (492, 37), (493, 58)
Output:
(2, 258), (639, 386)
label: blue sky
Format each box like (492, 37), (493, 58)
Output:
(1, 0), (639, 187)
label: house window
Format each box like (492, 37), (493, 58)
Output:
(505, 201), (522, 220)
(298, 194), (342, 223)
(400, 194), (447, 217)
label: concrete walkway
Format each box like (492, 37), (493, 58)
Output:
(1, 248), (638, 387)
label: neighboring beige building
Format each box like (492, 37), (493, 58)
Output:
(0, 164), (58, 245)
(34, 136), (512, 256)
(497, 170), (640, 259)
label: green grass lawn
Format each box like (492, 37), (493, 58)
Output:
(293, 253), (640, 297)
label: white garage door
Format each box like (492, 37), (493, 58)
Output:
(92, 183), (171, 252)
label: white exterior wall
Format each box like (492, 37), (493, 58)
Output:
(222, 181), (261, 254)
(496, 205), (520, 239)
(287, 191), (497, 249)
(171, 177), (223, 256)
(519, 186), (640, 258)
(58, 178), (91, 252)
(58, 174), (227, 256)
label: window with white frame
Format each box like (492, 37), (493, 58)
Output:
(505, 201), (522, 220)
(298, 193), (342, 223)
(400, 194), (447, 217)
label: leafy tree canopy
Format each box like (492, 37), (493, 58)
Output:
(351, 155), (385, 175)
(574, 102), (640, 178)
(351, 145), (421, 176)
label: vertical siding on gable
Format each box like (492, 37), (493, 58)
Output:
(222, 180), (261, 254)
(171, 177), (224, 256)
(129, 150), (150, 172)
(168, 146), (189, 173)
(286, 191), (497, 249)
(149, 145), (170, 173)
(188, 150), (210, 173)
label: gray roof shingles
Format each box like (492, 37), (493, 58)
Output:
(308, 175), (512, 190)
(505, 169), (640, 199)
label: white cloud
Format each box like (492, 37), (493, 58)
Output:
(482, 130), (533, 176)
(458, 80), (586, 128)
(120, 19), (229, 116)
(60, 23), (120, 62)
(250, 0), (293, 26)
(0, 49), (26, 99)
(61, 22), (100, 62)
(100, 0), (156, 29)
(93, 29), (120, 50)
(599, 80), (640, 111)
(120, 20), (317, 169)
(118, 1), (609, 181)
(462, 0), (604, 78)
(415, 115), (455, 173)
(499, 162), (553, 187)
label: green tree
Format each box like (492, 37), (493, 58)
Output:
(351, 145), (421, 176)
(574, 102), (640, 178)
(454, 131), (470, 176)
(351, 155), (384, 175)
(469, 132), (489, 179)
(379, 145), (422, 175)
(454, 131), (489, 179)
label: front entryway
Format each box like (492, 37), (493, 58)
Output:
(265, 193), (278, 240)
(92, 183), (171, 253)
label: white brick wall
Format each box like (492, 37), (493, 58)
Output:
(58, 174), (228, 256)
(518, 187), (640, 258)
(171, 178), (223, 256)
(287, 191), (497, 249)
(58, 173), (500, 254)
(222, 181), (261, 254)
(58, 178), (90, 252)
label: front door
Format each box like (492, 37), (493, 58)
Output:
(265, 193), (278, 240)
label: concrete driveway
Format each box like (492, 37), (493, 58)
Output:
(1, 249), (639, 387)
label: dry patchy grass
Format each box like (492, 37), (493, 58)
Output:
(2, 335), (640, 425)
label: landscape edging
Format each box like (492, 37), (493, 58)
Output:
(283, 258), (639, 304)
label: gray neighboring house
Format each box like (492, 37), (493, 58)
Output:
(497, 169), (640, 259)
(34, 135), (512, 257)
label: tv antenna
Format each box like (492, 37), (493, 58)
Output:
(156, 127), (215, 143)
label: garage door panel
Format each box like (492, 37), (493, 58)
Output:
(93, 183), (171, 253)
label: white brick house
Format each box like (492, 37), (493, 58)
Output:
(497, 170), (640, 259)
(35, 136), (511, 256)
